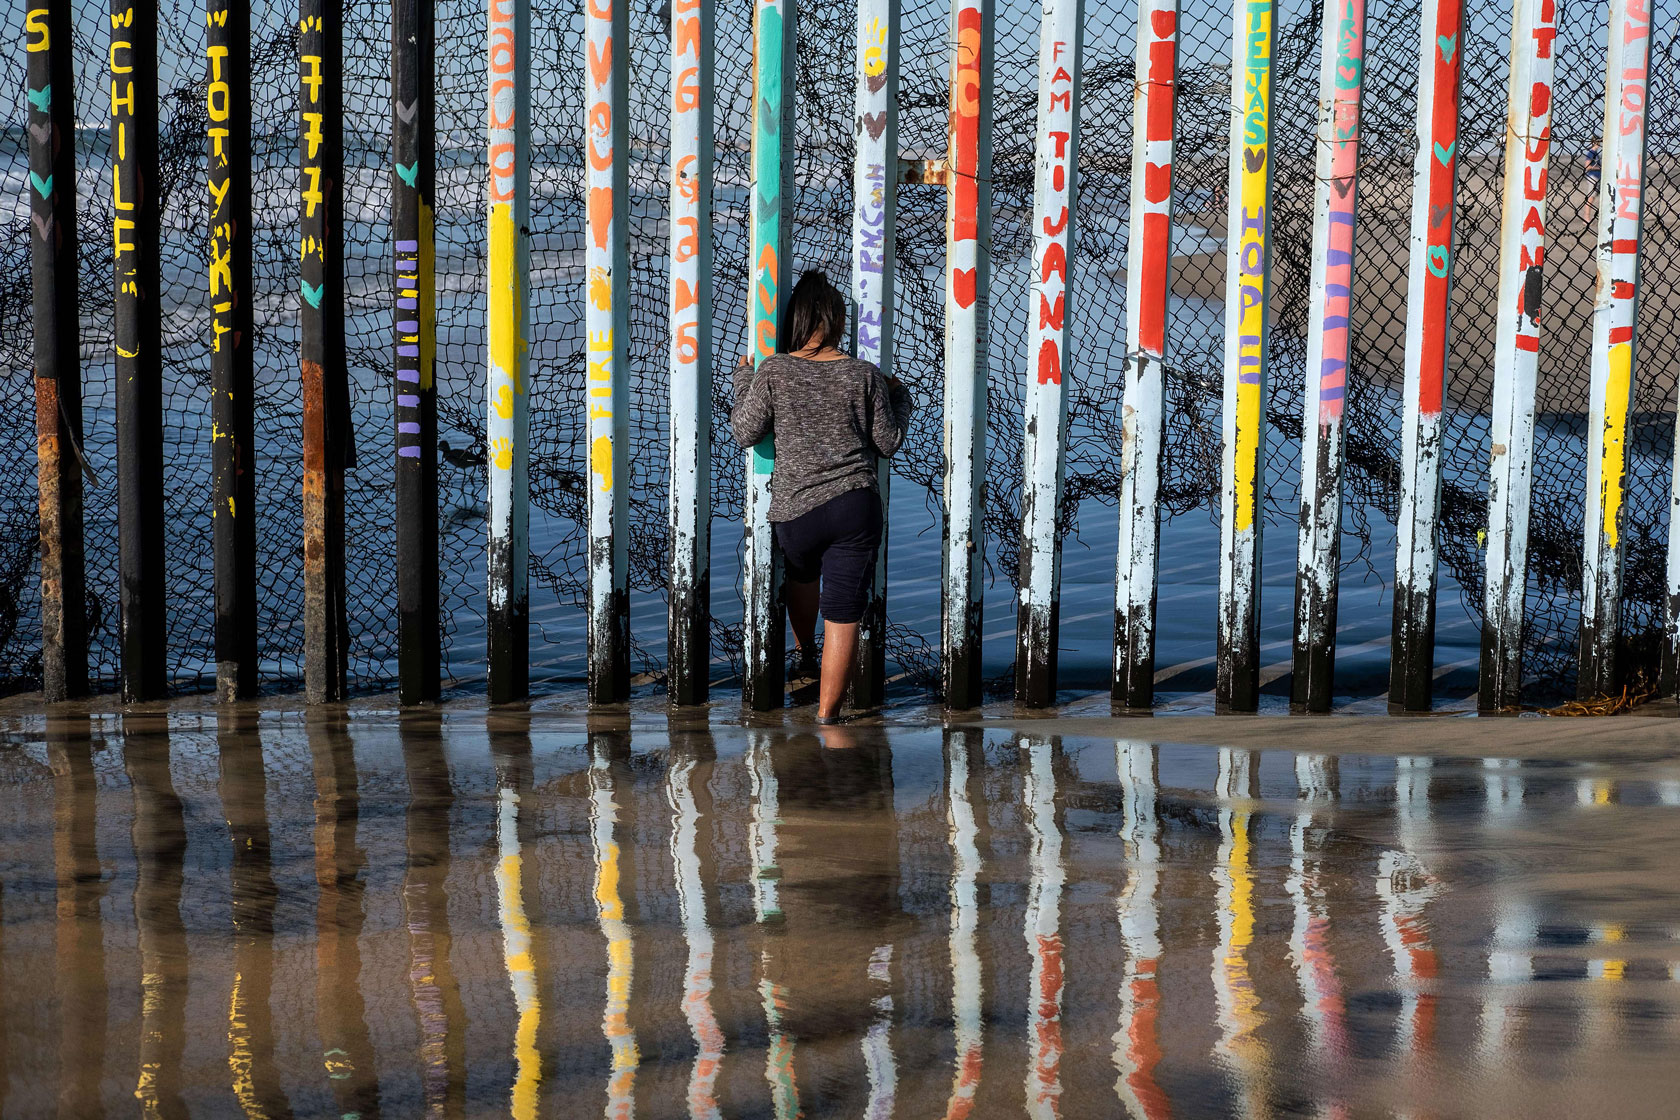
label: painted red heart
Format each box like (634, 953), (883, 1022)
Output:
(952, 267), (976, 308)
(1145, 162), (1170, 203)
(1151, 9), (1175, 36)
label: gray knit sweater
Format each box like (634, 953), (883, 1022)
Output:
(729, 353), (917, 522)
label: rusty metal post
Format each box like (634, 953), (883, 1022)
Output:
(585, 0), (631, 705)
(1390, 0), (1465, 712)
(393, 0), (439, 704)
(1480, 0), (1555, 712)
(1586, 0), (1653, 698)
(1291, 0), (1365, 712)
(27, 0), (87, 701)
(849, 0), (897, 709)
(300, 0), (350, 702)
(1113, 0), (1177, 712)
(487, 0), (531, 702)
(208, 0), (256, 700)
(667, 0), (714, 707)
(741, 0), (795, 711)
(111, 0), (166, 701)
(1016, 3), (1082, 708)
(1217, 0), (1278, 712)
(942, 0), (993, 710)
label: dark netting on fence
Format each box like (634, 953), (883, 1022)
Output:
(0, 0), (1675, 699)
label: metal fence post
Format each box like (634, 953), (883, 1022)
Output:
(586, 0), (631, 705)
(488, 0), (531, 702)
(942, 0), (993, 710)
(111, 0), (166, 701)
(742, 0), (795, 711)
(300, 0), (350, 702)
(1291, 0), (1365, 712)
(850, 0), (897, 710)
(668, 0), (714, 707)
(1016, 1), (1082, 708)
(208, 0), (256, 700)
(28, 0), (87, 701)
(1586, 0), (1653, 698)
(1480, 0), (1555, 712)
(1114, 0), (1177, 712)
(1390, 0), (1465, 712)
(1217, 0), (1277, 712)
(393, 0), (439, 705)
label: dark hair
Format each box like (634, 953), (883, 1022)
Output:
(784, 270), (847, 353)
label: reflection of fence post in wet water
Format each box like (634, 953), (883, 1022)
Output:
(208, 0), (256, 701)
(941, 0), (993, 711)
(1292, 0), (1365, 713)
(300, 0), (350, 703)
(1391, 0), (1466, 713)
(667, 733), (724, 1116)
(27, 1), (87, 702)
(492, 718), (543, 1116)
(487, 0), (532, 702)
(111, 0), (167, 702)
(667, 0), (715, 707)
(1481, 0), (1556, 712)
(943, 729), (985, 1114)
(589, 727), (640, 1114)
(1114, 741), (1167, 1119)
(49, 718), (105, 1117)
(742, 0), (794, 712)
(1585, 0), (1654, 698)
(849, 0), (897, 709)
(1016, 2), (1083, 708)
(1216, 0), (1276, 714)
(393, 0), (440, 704)
(1113, 0), (1176, 713)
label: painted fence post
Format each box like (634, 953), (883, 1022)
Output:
(1291, 0), (1365, 713)
(585, 0), (631, 705)
(300, 0), (350, 702)
(668, 0), (714, 707)
(943, 0), (993, 710)
(850, 0), (897, 710)
(742, 0), (795, 711)
(1389, 0), (1465, 712)
(1585, 0), (1653, 698)
(208, 0), (256, 700)
(111, 0), (167, 701)
(27, 0), (88, 701)
(1113, 0), (1177, 712)
(393, 0), (439, 705)
(1480, 0), (1555, 712)
(487, 0), (531, 702)
(1016, 2), (1083, 708)
(1216, 0), (1277, 712)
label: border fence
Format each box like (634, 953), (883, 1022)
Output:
(3, 0), (1678, 711)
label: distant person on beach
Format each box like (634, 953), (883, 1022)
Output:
(730, 271), (917, 724)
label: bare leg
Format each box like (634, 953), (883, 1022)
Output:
(818, 620), (859, 719)
(787, 578), (819, 653)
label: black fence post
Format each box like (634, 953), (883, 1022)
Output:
(301, 0), (350, 702)
(28, 0), (88, 701)
(393, 0), (439, 704)
(111, 0), (166, 701)
(208, 0), (256, 699)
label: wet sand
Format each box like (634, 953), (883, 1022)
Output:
(2, 698), (1680, 1117)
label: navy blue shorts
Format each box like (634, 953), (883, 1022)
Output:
(773, 488), (883, 625)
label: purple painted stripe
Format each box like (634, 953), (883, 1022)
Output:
(399, 345), (419, 357)
(399, 422), (421, 434)
(397, 239), (419, 251)
(399, 445), (421, 457)
(398, 369), (420, 382)
(399, 319), (419, 332)
(399, 393), (420, 407)
(399, 297), (417, 309)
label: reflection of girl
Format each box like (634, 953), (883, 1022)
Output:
(731, 272), (917, 721)
(762, 732), (903, 1114)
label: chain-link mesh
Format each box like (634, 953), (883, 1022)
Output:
(1, 0), (1675, 701)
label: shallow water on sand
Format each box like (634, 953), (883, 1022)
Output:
(2, 710), (1679, 1117)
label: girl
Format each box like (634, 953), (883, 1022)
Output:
(730, 271), (916, 723)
